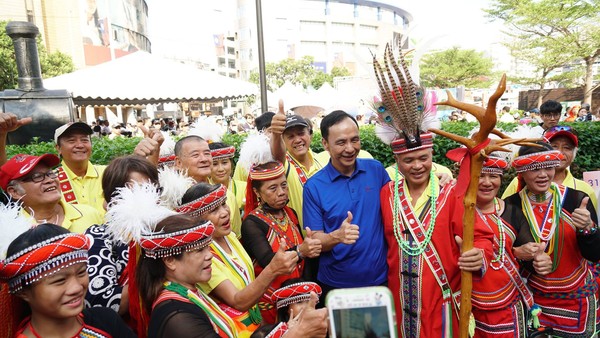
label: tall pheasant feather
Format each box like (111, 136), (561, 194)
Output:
(371, 42), (438, 145)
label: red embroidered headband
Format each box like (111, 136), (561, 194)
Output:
(158, 154), (177, 168)
(482, 156), (509, 175)
(391, 132), (434, 155)
(210, 146), (235, 161)
(271, 282), (322, 309)
(140, 220), (214, 259)
(249, 162), (285, 181)
(512, 150), (563, 173)
(0, 233), (90, 293)
(176, 184), (227, 217)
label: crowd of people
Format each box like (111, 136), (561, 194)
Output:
(0, 69), (599, 337)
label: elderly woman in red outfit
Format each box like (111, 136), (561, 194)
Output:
(241, 161), (322, 324)
(504, 142), (600, 337)
(471, 156), (552, 337)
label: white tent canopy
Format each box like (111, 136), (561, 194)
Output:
(44, 52), (258, 106)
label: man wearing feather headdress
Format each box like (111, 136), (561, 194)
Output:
(374, 44), (491, 337)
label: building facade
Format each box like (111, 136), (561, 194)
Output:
(235, 0), (413, 80)
(0, 0), (150, 69)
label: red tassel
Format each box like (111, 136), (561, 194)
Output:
(127, 243), (149, 338)
(244, 174), (258, 219)
(0, 286), (26, 337)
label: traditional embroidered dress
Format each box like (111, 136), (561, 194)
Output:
(472, 206), (529, 337)
(151, 282), (240, 338)
(505, 184), (600, 338)
(241, 161), (305, 323)
(471, 157), (531, 337)
(243, 205), (305, 323)
(380, 175), (493, 338)
(16, 308), (134, 338)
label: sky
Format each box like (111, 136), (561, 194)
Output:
(403, 0), (507, 51)
(146, 0), (511, 69)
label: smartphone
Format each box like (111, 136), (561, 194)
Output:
(326, 286), (397, 338)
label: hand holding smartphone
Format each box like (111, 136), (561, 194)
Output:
(326, 286), (397, 338)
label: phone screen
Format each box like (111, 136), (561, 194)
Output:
(327, 287), (396, 338)
(331, 305), (392, 338)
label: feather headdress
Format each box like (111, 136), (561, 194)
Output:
(105, 181), (177, 244)
(372, 42), (439, 154)
(237, 132), (274, 173)
(188, 118), (225, 143)
(159, 131), (176, 157)
(158, 166), (196, 210)
(0, 200), (32, 260)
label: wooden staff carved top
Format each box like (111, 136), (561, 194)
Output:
(429, 74), (538, 338)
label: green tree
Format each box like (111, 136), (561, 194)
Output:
(249, 56), (351, 91)
(420, 47), (494, 88)
(486, 0), (600, 104)
(507, 36), (581, 107)
(0, 20), (75, 91)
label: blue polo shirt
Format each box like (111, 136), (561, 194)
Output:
(303, 158), (390, 288)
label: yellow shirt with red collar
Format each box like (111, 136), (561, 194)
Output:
(285, 149), (326, 228)
(59, 160), (106, 216)
(22, 200), (103, 233)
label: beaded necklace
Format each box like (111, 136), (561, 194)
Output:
(392, 168), (438, 256)
(263, 208), (290, 231)
(476, 198), (505, 270)
(519, 184), (563, 272)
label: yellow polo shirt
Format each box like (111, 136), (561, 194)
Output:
(229, 179), (247, 217)
(232, 162), (249, 183)
(386, 162), (454, 182)
(226, 188), (242, 238)
(60, 161), (106, 216)
(501, 170), (598, 210)
(22, 200), (103, 233)
(285, 150), (326, 228)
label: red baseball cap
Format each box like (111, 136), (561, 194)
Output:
(543, 126), (578, 147)
(0, 154), (60, 190)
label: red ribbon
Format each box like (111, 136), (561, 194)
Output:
(446, 138), (491, 197)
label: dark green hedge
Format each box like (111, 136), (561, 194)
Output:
(8, 122), (600, 180)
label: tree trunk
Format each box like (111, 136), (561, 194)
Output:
(583, 56), (596, 104)
(537, 80), (546, 108)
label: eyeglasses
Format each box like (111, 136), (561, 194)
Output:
(21, 169), (59, 183)
(543, 113), (561, 119)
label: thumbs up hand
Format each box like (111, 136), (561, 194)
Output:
(298, 227), (322, 258)
(533, 242), (552, 275)
(267, 238), (299, 276)
(572, 197), (594, 231)
(270, 99), (287, 135)
(134, 127), (164, 157)
(0, 113), (32, 134)
(333, 211), (360, 245)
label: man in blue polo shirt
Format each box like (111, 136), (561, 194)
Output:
(303, 110), (390, 297)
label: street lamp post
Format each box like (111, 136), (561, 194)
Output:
(255, 0), (268, 113)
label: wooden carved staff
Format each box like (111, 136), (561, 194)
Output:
(429, 74), (537, 338)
